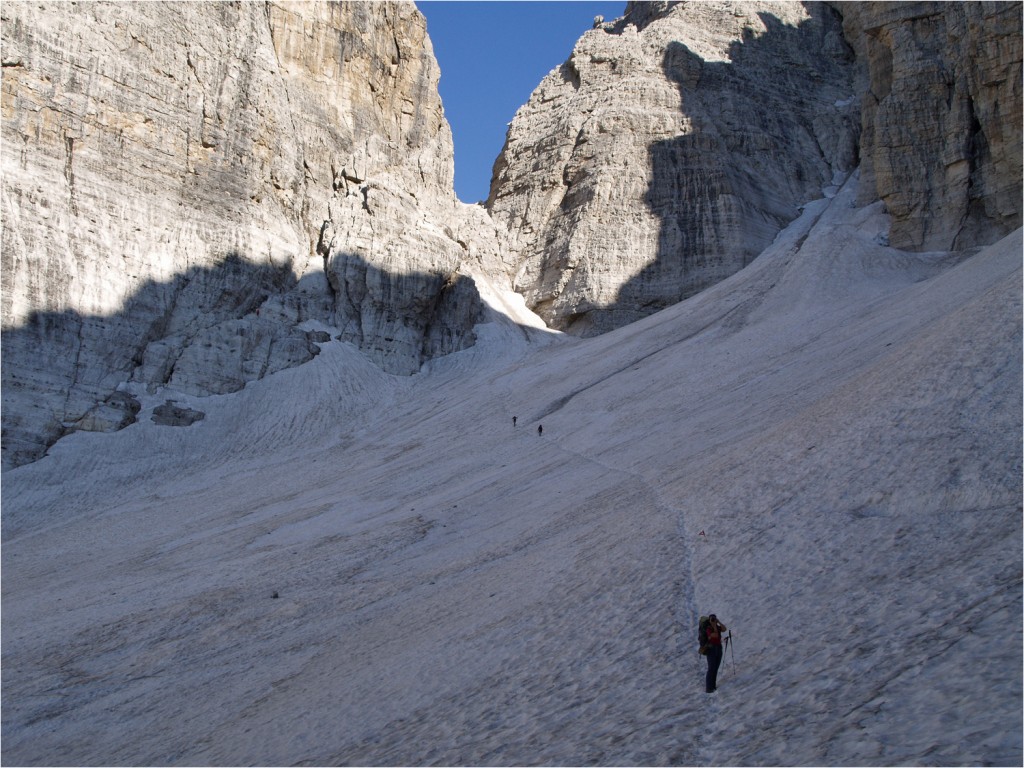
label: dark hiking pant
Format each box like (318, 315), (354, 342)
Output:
(705, 644), (723, 692)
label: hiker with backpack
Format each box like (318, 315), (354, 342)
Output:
(698, 613), (728, 693)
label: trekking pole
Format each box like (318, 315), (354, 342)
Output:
(721, 633), (730, 675)
(728, 631), (735, 671)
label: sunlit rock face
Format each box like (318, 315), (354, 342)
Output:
(840, 1), (1023, 251)
(486, 1), (860, 336)
(0, 1), (499, 467)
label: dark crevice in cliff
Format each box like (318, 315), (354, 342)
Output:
(954, 94), (992, 251)
(419, 270), (483, 364)
(317, 220), (341, 318)
(63, 134), (78, 215)
(559, 59), (582, 91)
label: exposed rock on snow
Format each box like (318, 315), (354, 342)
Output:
(151, 401), (206, 428)
(73, 391), (142, 434)
(486, 1), (859, 335)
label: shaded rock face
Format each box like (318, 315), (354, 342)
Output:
(486, 1), (859, 335)
(1, 1), (499, 467)
(839, 2), (1023, 251)
(315, 183), (492, 375)
(77, 391), (142, 434)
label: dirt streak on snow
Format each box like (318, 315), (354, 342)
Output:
(2, 176), (1021, 766)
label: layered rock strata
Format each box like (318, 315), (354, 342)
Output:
(1, 1), (502, 467)
(486, 1), (860, 335)
(839, 1), (1023, 251)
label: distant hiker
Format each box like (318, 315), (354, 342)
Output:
(513, 416), (517, 427)
(698, 613), (728, 693)
(538, 424), (543, 436)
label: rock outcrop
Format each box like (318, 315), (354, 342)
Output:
(486, 1), (860, 335)
(151, 401), (206, 428)
(839, 1), (1023, 251)
(1, 1), (503, 467)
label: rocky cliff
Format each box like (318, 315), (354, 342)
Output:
(484, 0), (1022, 335)
(2, 1), (1021, 468)
(486, 0), (860, 335)
(839, 1), (1023, 251)
(1, 1), (505, 467)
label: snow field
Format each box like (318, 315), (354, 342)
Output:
(2, 176), (1021, 765)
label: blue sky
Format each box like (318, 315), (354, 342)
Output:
(418, 1), (625, 203)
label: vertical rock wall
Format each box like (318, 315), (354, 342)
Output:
(486, 1), (859, 335)
(839, 1), (1023, 251)
(0, 1), (500, 468)
(486, 0), (1022, 335)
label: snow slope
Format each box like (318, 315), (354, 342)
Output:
(3, 176), (1022, 766)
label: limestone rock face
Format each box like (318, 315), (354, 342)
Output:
(486, 1), (859, 335)
(3, 1), (1020, 469)
(1, 1), (498, 467)
(839, 2), (1023, 251)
